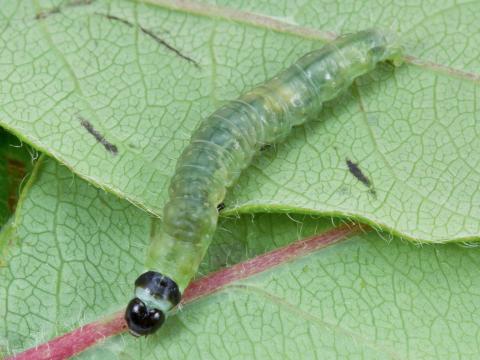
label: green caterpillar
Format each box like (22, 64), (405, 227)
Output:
(125, 29), (403, 336)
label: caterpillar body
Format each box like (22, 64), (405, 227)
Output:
(125, 29), (403, 336)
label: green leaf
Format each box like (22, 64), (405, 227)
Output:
(2, 158), (480, 358)
(0, 0), (478, 241)
(117, 235), (480, 359)
(0, 157), (331, 353)
(1, 157), (150, 354)
(195, 0), (480, 73)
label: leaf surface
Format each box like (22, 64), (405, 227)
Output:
(2, 158), (480, 359)
(0, 0), (478, 241)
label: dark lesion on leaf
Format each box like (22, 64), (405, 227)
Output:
(35, 0), (94, 20)
(79, 116), (118, 156)
(6, 158), (26, 212)
(95, 12), (200, 68)
(217, 202), (225, 212)
(345, 158), (376, 197)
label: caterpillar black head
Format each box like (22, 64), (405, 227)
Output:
(125, 271), (181, 336)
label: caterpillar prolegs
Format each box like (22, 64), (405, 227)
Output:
(125, 29), (403, 336)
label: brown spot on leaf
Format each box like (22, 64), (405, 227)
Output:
(6, 158), (26, 212)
